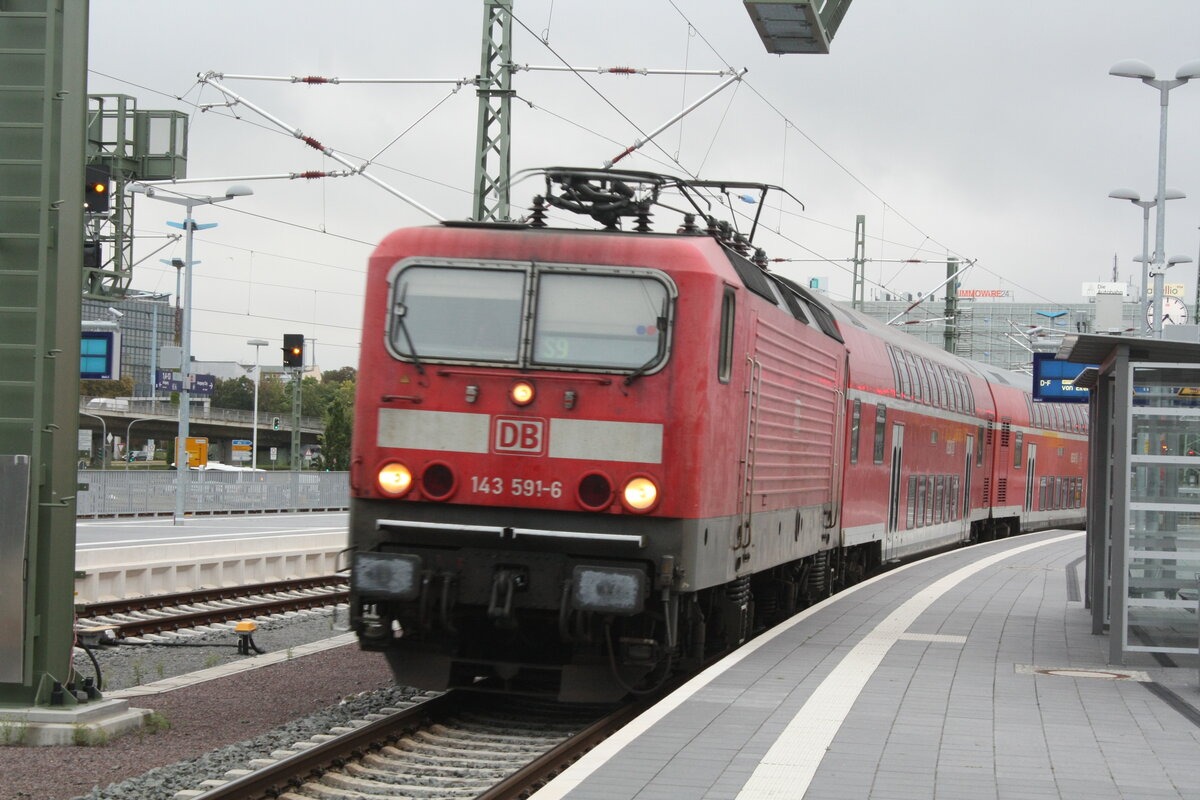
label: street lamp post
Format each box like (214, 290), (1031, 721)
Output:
(125, 417), (155, 464)
(79, 412), (107, 470)
(247, 338), (269, 470)
(131, 184), (253, 524)
(1109, 59), (1200, 337)
(1108, 188), (1185, 331)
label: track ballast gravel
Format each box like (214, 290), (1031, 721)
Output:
(0, 609), (423, 800)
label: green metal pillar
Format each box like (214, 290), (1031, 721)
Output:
(472, 0), (513, 222)
(851, 214), (865, 310)
(289, 368), (301, 470)
(0, 0), (87, 706)
(944, 257), (959, 354)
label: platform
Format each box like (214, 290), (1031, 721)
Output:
(533, 530), (1200, 799)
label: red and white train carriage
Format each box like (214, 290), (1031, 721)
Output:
(348, 168), (1087, 701)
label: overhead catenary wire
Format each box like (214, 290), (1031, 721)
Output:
(91, 7), (1080, 352)
(197, 72), (446, 222)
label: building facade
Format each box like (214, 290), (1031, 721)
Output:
(81, 295), (175, 396)
(856, 298), (1147, 373)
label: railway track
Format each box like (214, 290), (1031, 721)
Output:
(187, 689), (654, 800)
(75, 576), (349, 639)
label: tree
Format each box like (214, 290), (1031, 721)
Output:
(258, 373), (290, 415)
(300, 376), (326, 418)
(321, 366), (357, 384)
(211, 376), (254, 411)
(80, 376), (134, 398)
(319, 381), (355, 470)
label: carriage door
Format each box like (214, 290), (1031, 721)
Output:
(887, 423), (905, 533)
(963, 434), (974, 515)
(1024, 443), (1037, 512)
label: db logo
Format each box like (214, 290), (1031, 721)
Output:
(492, 417), (547, 456)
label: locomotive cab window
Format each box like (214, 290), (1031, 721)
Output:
(389, 265), (525, 362)
(386, 259), (676, 375)
(533, 272), (669, 370)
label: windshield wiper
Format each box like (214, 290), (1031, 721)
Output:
(624, 307), (669, 386)
(393, 292), (425, 376)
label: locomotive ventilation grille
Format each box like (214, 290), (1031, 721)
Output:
(996, 478), (1008, 504)
(1000, 422), (1011, 449)
(982, 477), (991, 501)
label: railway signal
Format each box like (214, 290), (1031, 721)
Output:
(282, 334), (304, 368)
(85, 164), (111, 213)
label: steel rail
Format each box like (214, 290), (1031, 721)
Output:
(190, 692), (468, 800)
(85, 591), (350, 639)
(476, 694), (658, 799)
(77, 575), (348, 617)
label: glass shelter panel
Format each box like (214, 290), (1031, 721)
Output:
(1124, 365), (1200, 654)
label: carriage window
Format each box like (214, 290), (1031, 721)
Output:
(1013, 432), (1023, 468)
(934, 476), (945, 523)
(932, 365), (947, 409)
(873, 405), (887, 464)
(850, 399), (862, 464)
(907, 476), (917, 529)
(533, 272), (669, 370)
(907, 352), (924, 403)
(925, 476), (935, 525)
(718, 287), (736, 384)
(390, 266), (525, 362)
(976, 425), (985, 467)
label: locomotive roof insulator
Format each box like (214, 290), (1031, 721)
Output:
(634, 202), (653, 233)
(529, 195), (548, 228)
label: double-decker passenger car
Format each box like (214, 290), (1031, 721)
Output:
(348, 168), (1087, 701)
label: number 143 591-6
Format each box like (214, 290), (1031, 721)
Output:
(470, 476), (563, 498)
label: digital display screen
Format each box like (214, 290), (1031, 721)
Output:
(1032, 352), (1091, 403)
(80, 331), (115, 380)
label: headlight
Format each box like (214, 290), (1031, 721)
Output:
(510, 380), (535, 406)
(622, 476), (659, 512)
(572, 565), (646, 614)
(377, 462), (413, 496)
(353, 552), (421, 599)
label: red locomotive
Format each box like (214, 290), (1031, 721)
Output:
(348, 168), (1087, 701)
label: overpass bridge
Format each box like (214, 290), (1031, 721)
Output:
(78, 398), (323, 466)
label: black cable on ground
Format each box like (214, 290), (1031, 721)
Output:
(79, 643), (103, 692)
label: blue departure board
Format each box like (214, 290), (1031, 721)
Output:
(1032, 352), (1091, 403)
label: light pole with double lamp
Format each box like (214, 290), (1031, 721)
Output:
(1109, 59), (1200, 337)
(1107, 188), (1185, 332)
(130, 184), (253, 523)
(247, 338), (269, 470)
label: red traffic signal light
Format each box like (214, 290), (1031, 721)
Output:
(283, 334), (304, 368)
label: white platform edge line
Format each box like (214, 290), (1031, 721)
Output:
(736, 533), (1081, 799)
(528, 530), (1083, 800)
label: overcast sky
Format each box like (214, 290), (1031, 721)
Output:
(87, 1), (1200, 371)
